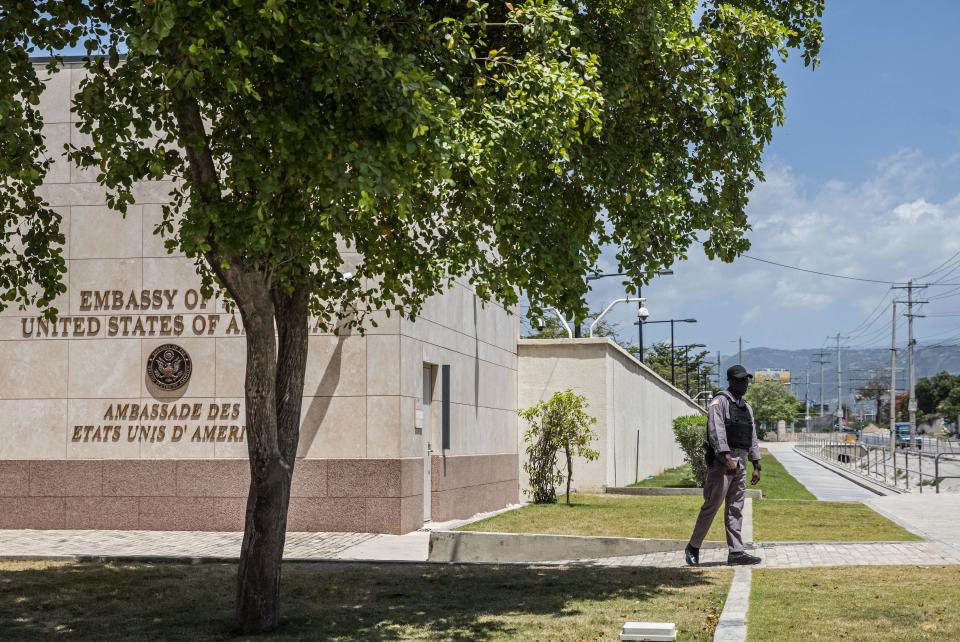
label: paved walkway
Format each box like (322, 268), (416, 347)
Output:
(763, 441), (876, 500)
(573, 540), (960, 569)
(0, 529), (425, 561)
(868, 493), (960, 545)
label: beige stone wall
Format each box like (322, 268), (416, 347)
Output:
(518, 338), (704, 493)
(0, 62), (521, 533)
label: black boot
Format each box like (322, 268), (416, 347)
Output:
(684, 544), (699, 567)
(727, 550), (761, 566)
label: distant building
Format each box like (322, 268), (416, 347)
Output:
(754, 369), (791, 385)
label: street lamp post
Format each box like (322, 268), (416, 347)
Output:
(633, 318), (697, 385)
(581, 270), (673, 352)
(678, 343), (707, 395)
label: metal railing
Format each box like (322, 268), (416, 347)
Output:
(796, 432), (960, 493)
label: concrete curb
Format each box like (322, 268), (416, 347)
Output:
(793, 447), (904, 496)
(605, 487), (762, 500)
(427, 530), (726, 563)
(742, 498), (753, 545)
(713, 567), (751, 642)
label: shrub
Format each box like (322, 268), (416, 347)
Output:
(521, 390), (600, 504)
(672, 414), (708, 487)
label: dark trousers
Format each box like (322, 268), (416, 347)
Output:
(688, 449), (747, 553)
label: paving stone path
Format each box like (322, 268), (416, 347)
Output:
(0, 529), (378, 560)
(559, 540), (960, 569)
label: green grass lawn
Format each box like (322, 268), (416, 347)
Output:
(458, 493), (727, 541)
(750, 566), (960, 641)
(628, 449), (814, 500)
(630, 464), (698, 488)
(754, 448), (816, 500)
(753, 500), (920, 542)
(459, 492), (917, 543)
(0, 560), (730, 641)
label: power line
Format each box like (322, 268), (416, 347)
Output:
(740, 255), (902, 284)
(916, 248), (960, 280)
(843, 290), (894, 340)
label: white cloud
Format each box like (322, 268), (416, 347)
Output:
(893, 199), (943, 222)
(589, 148), (960, 351)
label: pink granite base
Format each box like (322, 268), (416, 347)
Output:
(0, 455), (518, 534)
(430, 453), (520, 522)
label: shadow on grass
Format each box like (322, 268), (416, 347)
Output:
(0, 561), (725, 641)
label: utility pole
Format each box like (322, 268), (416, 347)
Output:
(812, 350), (830, 418)
(804, 369), (811, 432)
(890, 300), (897, 461)
(716, 351), (721, 388)
(738, 337), (743, 365)
(894, 280), (928, 450)
(836, 334), (843, 427)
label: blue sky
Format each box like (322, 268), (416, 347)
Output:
(573, 1), (960, 359)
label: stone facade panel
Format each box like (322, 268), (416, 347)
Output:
(0, 400), (67, 459)
(365, 396), (400, 458)
(304, 334), (366, 397)
(0, 341), (69, 398)
(365, 334), (400, 396)
(297, 395), (366, 459)
(68, 338), (142, 398)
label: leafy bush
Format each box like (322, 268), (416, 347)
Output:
(672, 414), (708, 487)
(521, 390), (600, 504)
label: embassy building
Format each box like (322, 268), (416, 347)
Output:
(0, 62), (520, 534)
(1, 62), (701, 535)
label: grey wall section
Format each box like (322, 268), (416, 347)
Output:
(518, 338), (704, 492)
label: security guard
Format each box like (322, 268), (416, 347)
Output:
(685, 365), (762, 566)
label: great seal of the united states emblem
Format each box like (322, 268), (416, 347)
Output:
(146, 344), (192, 391)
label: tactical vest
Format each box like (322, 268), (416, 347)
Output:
(721, 393), (753, 449)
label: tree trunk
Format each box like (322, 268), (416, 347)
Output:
(215, 261), (310, 634)
(565, 446), (573, 505)
(177, 97), (311, 634)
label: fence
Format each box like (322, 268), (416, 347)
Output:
(796, 432), (960, 494)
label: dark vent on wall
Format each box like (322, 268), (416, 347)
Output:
(442, 364), (451, 450)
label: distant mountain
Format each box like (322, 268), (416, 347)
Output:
(718, 345), (960, 408)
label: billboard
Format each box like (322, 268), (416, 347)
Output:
(754, 369), (791, 384)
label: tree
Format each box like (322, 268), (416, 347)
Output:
(5, 1), (823, 632)
(938, 387), (960, 424)
(856, 376), (889, 424)
(520, 390), (599, 505)
(524, 309), (618, 340)
(630, 340), (715, 397)
(744, 380), (798, 435)
(916, 371), (960, 422)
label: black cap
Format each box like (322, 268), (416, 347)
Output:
(727, 365), (753, 380)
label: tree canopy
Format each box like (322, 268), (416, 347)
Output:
(745, 379), (798, 430)
(3, 0), (823, 324)
(916, 371), (960, 423)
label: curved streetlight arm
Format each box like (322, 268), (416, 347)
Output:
(590, 297), (641, 337)
(547, 307), (573, 339)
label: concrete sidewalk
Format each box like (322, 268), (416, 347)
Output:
(868, 493), (960, 546)
(762, 441), (876, 500)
